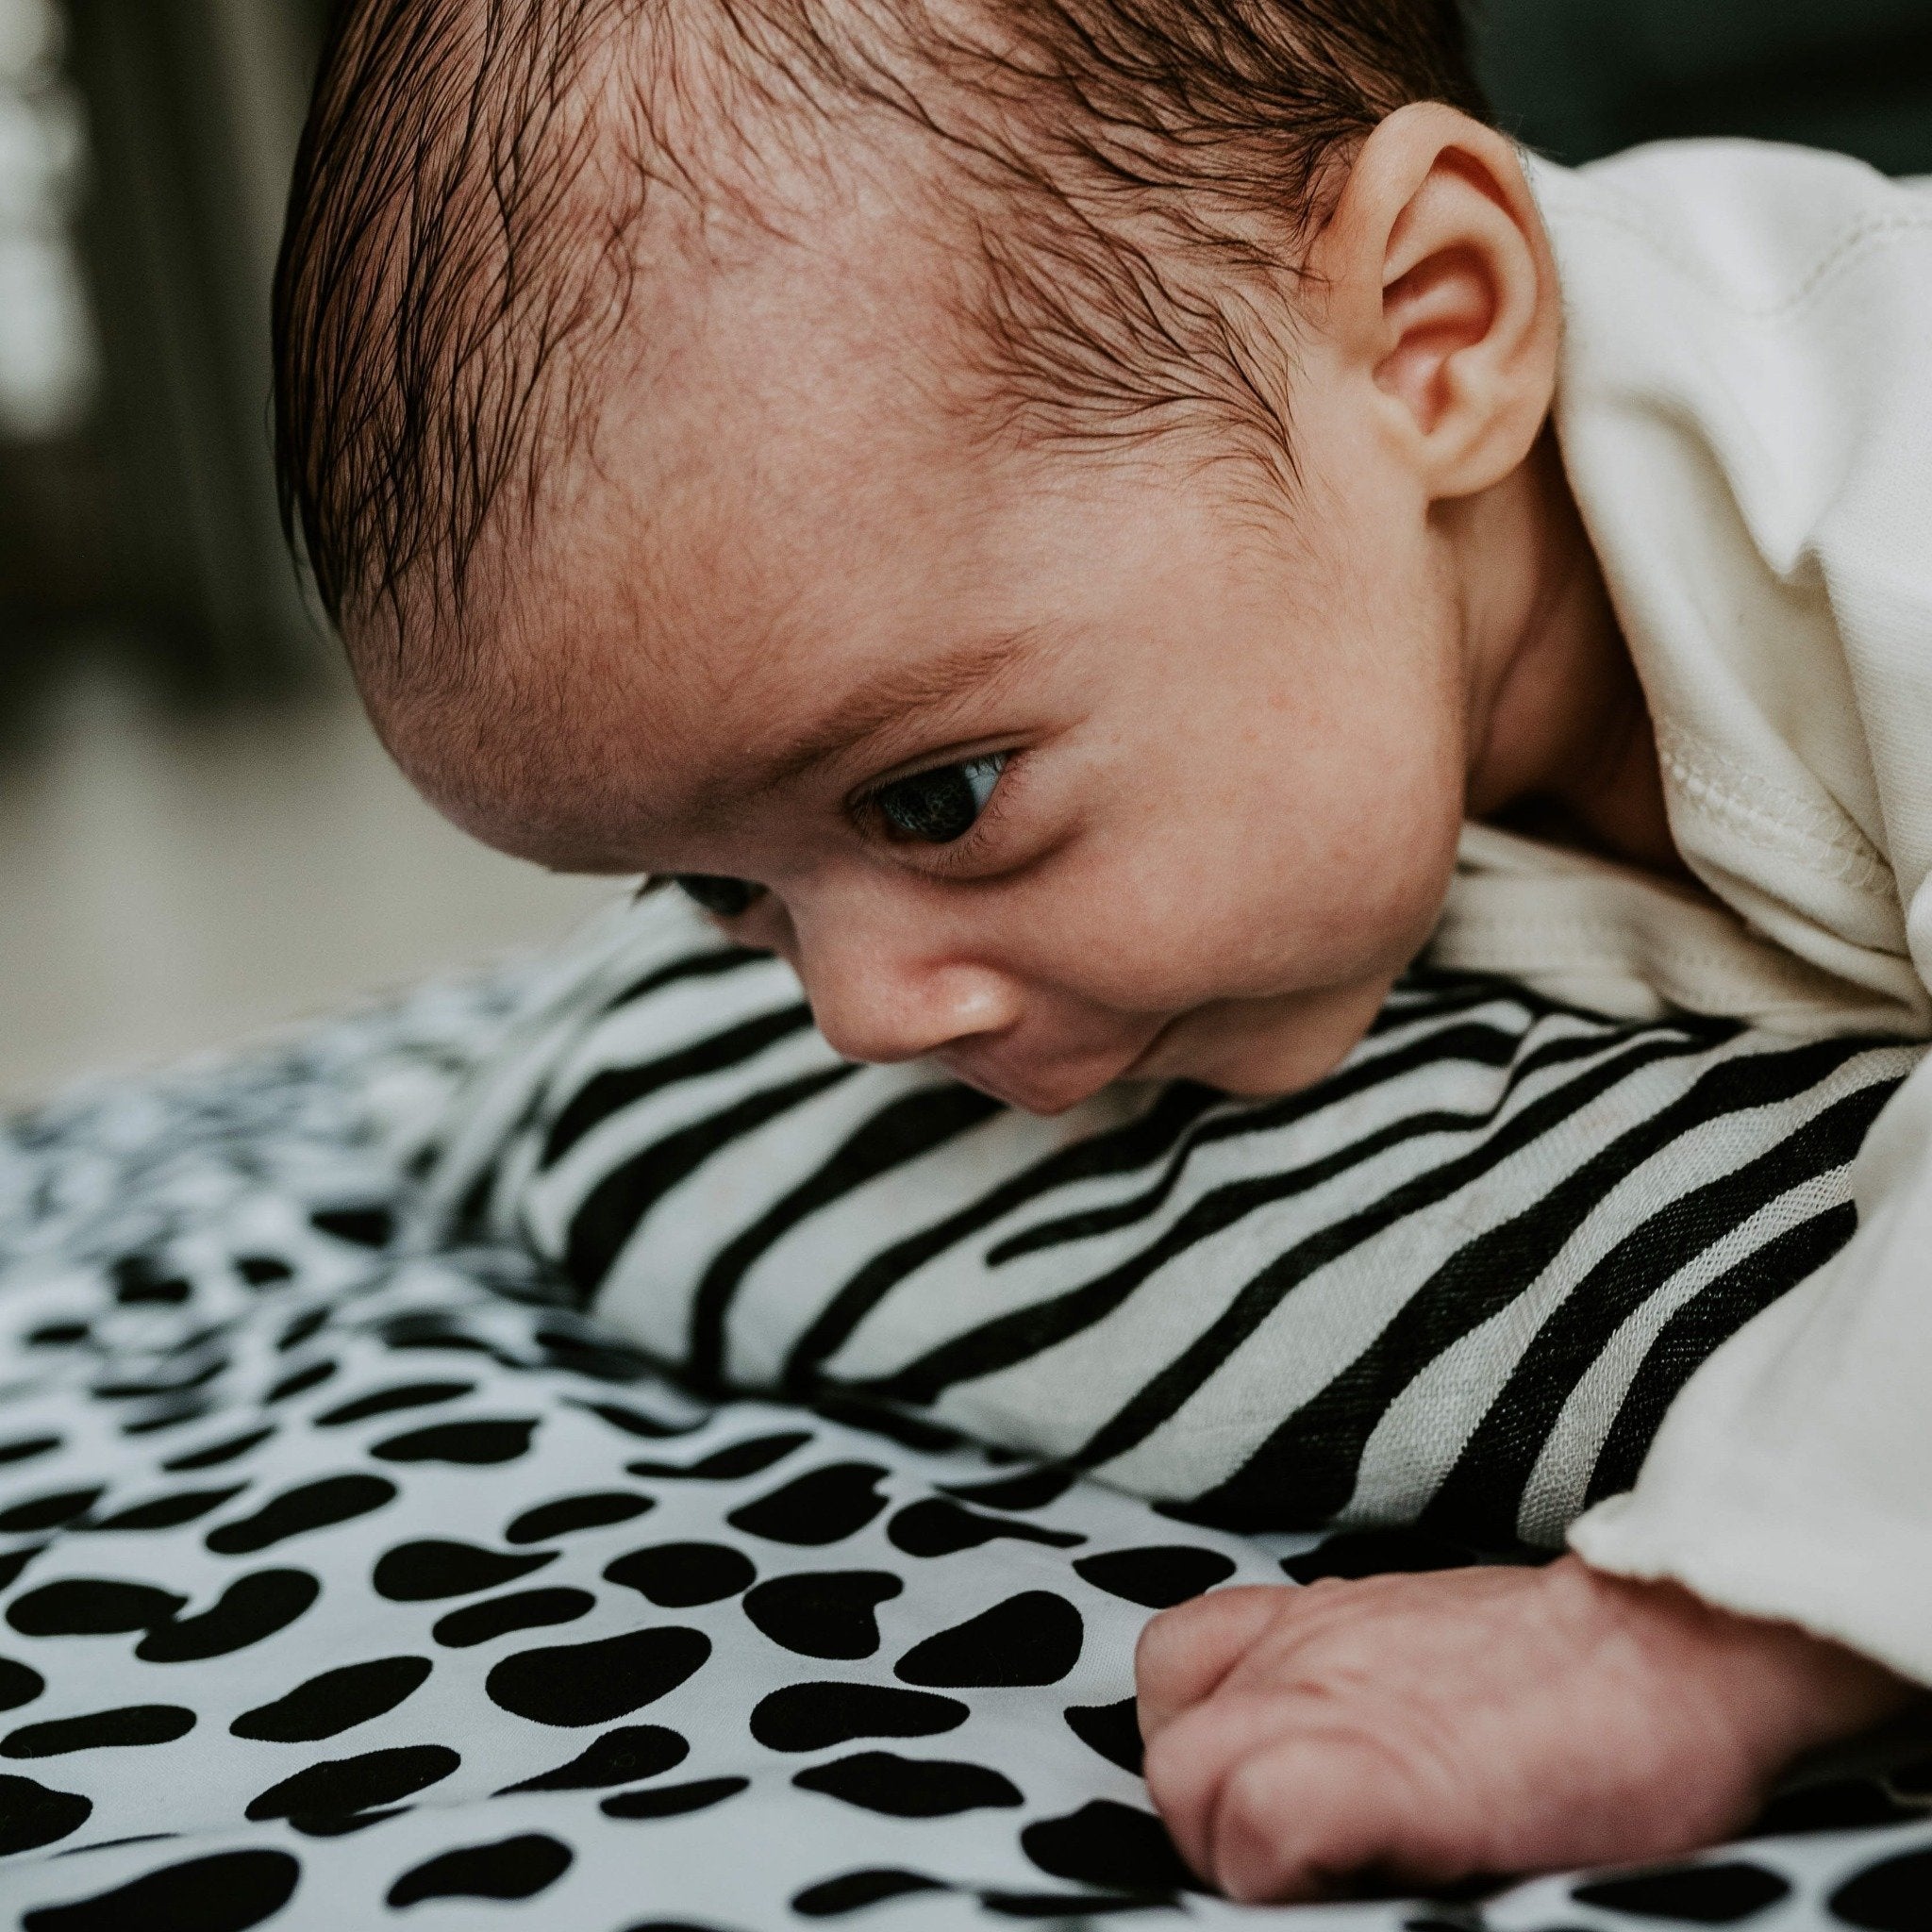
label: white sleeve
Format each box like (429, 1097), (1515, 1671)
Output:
(1569, 1047), (1932, 1683)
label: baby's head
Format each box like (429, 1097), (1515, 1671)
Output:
(276, 0), (1573, 1113)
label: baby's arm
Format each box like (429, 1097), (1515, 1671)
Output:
(1138, 1557), (1913, 1902)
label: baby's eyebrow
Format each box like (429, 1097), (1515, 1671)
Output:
(742, 628), (1046, 791)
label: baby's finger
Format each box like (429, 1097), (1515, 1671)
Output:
(1141, 1690), (1316, 1882)
(1135, 1587), (1284, 1740)
(1209, 1730), (1447, 1904)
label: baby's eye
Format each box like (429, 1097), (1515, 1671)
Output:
(674, 874), (763, 918)
(873, 754), (1008, 844)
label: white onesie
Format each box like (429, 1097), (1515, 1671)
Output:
(1432, 141), (1932, 1682)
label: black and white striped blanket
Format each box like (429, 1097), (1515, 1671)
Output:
(430, 894), (1924, 1548)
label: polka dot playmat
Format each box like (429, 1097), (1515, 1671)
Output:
(0, 971), (1928, 1931)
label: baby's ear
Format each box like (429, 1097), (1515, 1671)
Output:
(1308, 103), (1559, 500)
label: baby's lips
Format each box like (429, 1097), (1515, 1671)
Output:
(935, 1041), (1149, 1115)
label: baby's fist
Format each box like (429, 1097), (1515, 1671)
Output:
(1137, 1557), (1908, 1902)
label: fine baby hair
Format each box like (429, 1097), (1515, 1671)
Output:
(275, 0), (1487, 652)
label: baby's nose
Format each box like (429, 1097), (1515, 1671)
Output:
(800, 945), (1023, 1069)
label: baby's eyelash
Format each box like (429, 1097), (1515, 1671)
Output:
(856, 750), (1023, 867)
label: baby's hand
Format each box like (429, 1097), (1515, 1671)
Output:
(1137, 1557), (1911, 1902)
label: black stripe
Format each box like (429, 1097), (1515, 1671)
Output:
(542, 1004), (816, 1166)
(562, 1065), (858, 1291)
(1186, 1036), (1879, 1532)
(854, 1029), (1708, 1418)
(1582, 1204), (1860, 1509)
(1419, 1072), (1900, 1544)
(1383, 968), (1741, 1046)
(684, 1082), (1004, 1391)
(439, 945), (777, 1221)
(989, 1018), (1623, 1267)
(596, 944), (773, 1017)
(777, 1083), (1228, 1391)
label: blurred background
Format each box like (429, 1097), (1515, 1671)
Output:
(1, 0), (1929, 1102)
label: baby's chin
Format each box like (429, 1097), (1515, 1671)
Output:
(1127, 975), (1400, 1099)
(933, 974), (1403, 1116)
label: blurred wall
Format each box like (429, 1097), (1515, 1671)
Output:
(63, 0), (329, 691)
(1474, 0), (1932, 175)
(2, 0), (1929, 713)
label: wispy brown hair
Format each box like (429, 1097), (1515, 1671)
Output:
(274, 0), (1486, 657)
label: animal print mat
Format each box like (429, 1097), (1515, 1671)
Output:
(0, 973), (1926, 1932)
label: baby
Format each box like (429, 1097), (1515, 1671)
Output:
(274, 0), (1932, 1901)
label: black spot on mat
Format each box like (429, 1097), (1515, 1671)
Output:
(601, 1776), (748, 1820)
(940, 1468), (1076, 1511)
(0, 1436), (61, 1467)
(266, 1361), (337, 1405)
(507, 1492), (654, 1544)
(136, 1570), (320, 1662)
(0, 1657), (44, 1709)
(245, 1743), (460, 1822)
(0, 1773), (90, 1853)
(377, 1315), (497, 1356)
(0, 1545), (44, 1591)
(499, 1723), (689, 1792)
(627, 1431), (809, 1481)
(373, 1540), (556, 1602)
(1572, 1861), (1791, 1922)
(8, 1579), (184, 1638)
(205, 1474), (396, 1554)
(388, 1832), (572, 1907)
(277, 1307), (330, 1353)
(372, 1419), (538, 1465)
(87, 1486), (247, 1533)
(122, 1399), (214, 1436)
(751, 1682), (967, 1752)
(109, 1256), (192, 1306)
(289, 1808), (410, 1840)
(1074, 1547), (1238, 1610)
(1878, 1750), (1932, 1801)
(1831, 1845), (1932, 1929)
(741, 1571), (901, 1659)
(314, 1382), (474, 1427)
(435, 1589), (595, 1648)
(792, 1870), (951, 1918)
(163, 1427), (275, 1472)
(487, 1626), (710, 1726)
(978, 1890), (1174, 1918)
(25, 1323), (88, 1348)
(231, 1657), (432, 1742)
(1022, 1801), (1199, 1895)
(1065, 1699), (1144, 1774)
(572, 1400), (708, 1441)
(236, 1255), (293, 1286)
(896, 1591), (1083, 1688)
(0, 1489), (102, 1534)
(1281, 1526), (1489, 1584)
(311, 1205), (396, 1249)
(606, 1542), (757, 1608)
(726, 1464), (889, 1546)
(794, 1750), (1022, 1817)
(887, 1500), (1083, 1558)
(1750, 1774), (1926, 1836)
(2, 1705), (194, 1757)
(21, 1848), (299, 1932)
(532, 1327), (656, 1384)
